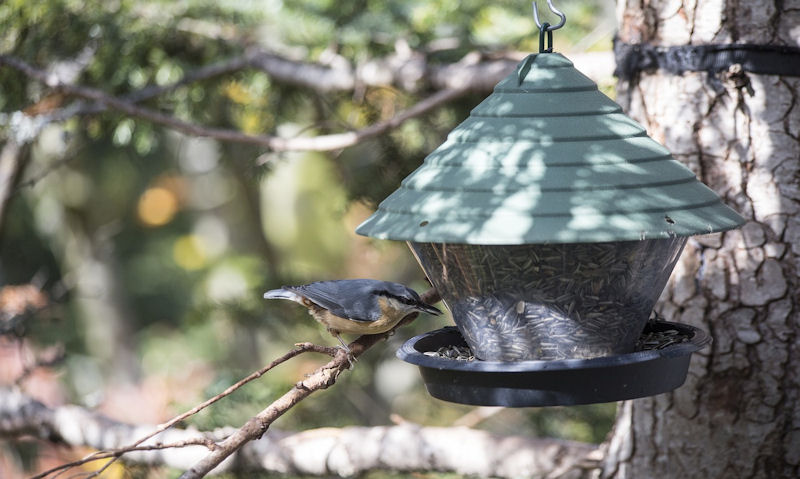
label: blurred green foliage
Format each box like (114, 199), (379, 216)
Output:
(1, 0), (617, 476)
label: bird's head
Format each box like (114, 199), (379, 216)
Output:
(372, 282), (442, 316)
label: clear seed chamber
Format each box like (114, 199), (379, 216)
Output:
(410, 238), (686, 360)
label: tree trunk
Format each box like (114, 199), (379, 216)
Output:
(604, 1), (799, 477)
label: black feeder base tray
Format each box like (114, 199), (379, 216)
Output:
(397, 321), (711, 407)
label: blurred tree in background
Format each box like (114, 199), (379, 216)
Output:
(0, 0), (617, 476)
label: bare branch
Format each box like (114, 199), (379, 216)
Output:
(0, 54), (471, 153)
(53, 341), (336, 479)
(0, 387), (228, 473)
(244, 423), (601, 478)
(253, 87), (467, 156)
(249, 50), (358, 92)
(0, 45), (613, 155)
(30, 437), (218, 479)
(0, 387), (600, 478)
(247, 48), (521, 93)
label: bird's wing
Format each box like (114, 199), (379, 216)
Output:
(284, 280), (380, 322)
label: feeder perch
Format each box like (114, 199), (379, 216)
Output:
(356, 50), (744, 405)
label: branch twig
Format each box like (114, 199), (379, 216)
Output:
(0, 55), (470, 153)
(31, 437), (218, 479)
(30, 341), (336, 479)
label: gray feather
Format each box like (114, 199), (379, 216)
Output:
(263, 288), (304, 303)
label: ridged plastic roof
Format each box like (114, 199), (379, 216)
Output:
(356, 53), (745, 244)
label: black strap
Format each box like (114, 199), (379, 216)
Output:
(539, 22), (553, 53)
(614, 39), (800, 81)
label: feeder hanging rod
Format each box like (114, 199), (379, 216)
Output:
(532, 0), (566, 31)
(533, 0), (566, 53)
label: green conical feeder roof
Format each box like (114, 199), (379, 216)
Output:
(356, 53), (745, 244)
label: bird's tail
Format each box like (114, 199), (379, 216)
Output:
(263, 288), (304, 303)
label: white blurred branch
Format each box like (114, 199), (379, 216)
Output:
(0, 140), (24, 231)
(0, 387), (600, 478)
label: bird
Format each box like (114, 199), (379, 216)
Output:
(264, 279), (441, 353)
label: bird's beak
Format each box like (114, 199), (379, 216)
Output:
(417, 302), (443, 315)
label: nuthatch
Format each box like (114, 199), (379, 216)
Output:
(264, 279), (441, 352)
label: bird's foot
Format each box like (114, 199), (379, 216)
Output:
(331, 332), (356, 368)
(336, 346), (357, 369)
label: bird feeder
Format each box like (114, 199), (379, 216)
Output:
(355, 16), (744, 405)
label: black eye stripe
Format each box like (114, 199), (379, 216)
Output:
(372, 289), (417, 306)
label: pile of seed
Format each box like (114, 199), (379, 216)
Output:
(425, 324), (691, 362)
(425, 344), (475, 361)
(635, 327), (690, 350)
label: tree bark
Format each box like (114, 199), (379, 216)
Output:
(604, 1), (799, 477)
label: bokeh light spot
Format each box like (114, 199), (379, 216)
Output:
(173, 235), (207, 270)
(137, 187), (178, 227)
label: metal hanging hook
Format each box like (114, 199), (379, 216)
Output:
(532, 0), (566, 31)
